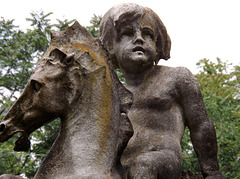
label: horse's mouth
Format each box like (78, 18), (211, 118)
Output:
(0, 123), (13, 143)
(14, 133), (31, 151)
(0, 123), (5, 133)
(0, 122), (29, 151)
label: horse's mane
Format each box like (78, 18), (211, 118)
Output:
(43, 21), (110, 76)
(51, 21), (93, 45)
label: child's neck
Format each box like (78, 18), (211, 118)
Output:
(122, 66), (154, 92)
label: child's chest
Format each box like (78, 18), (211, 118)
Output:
(132, 75), (179, 111)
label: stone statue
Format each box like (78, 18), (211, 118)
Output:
(99, 3), (224, 179)
(0, 22), (133, 178)
(0, 174), (24, 179)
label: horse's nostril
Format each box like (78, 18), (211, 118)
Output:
(0, 124), (5, 132)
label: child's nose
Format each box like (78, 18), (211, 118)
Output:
(133, 31), (144, 44)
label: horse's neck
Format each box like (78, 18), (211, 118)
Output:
(34, 71), (121, 179)
(61, 100), (119, 168)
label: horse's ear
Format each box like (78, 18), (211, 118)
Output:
(50, 48), (75, 65)
(50, 48), (67, 61)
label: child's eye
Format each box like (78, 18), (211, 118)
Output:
(120, 27), (134, 37)
(142, 28), (154, 40)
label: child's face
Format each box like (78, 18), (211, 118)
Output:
(113, 14), (157, 73)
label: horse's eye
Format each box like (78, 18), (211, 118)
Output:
(65, 57), (73, 64)
(31, 80), (42, 92)
(64, 53), (75, 65)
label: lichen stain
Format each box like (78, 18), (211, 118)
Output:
(88, 69), (113, 161)
(47, 32), (115, 164)
(97, 78), (112, 153)
(73, 42), (112, 84)
(73, 43), (104, 65)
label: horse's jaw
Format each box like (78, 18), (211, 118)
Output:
(0, 119), (22, 142)
(0, 117), (30, 151)
(0, 94), (57, 152)
(0, 97), (29, 150)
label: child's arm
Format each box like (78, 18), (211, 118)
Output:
(176, 67), (224, 178)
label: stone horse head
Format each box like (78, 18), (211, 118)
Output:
(0, 21), (132, 178)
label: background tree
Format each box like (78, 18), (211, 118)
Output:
(85, 14), (102, 38)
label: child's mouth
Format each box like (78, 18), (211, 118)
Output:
(132, 46), (145, 55)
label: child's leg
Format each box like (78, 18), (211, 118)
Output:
(127, 150), (182, 179)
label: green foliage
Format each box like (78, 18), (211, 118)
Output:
(0, 18), (35, 112)
(181, 128), (201, 174)
(26, 11), (53, 52)
(0, 120), (60, 178)
(85, 14), (102, 37)
(182, 58), (240, 178)
(115, 68), (126, 84)
(0, 135), (28, 175)
(54, 19), (76, 31)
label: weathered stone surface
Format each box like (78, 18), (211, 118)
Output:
(99, 3), (224, 179)
(0, 22), (133, 178)
(0, 175), (25, 179)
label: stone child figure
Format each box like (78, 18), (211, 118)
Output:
(99, 3), (224, 179)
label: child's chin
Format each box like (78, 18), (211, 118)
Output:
(131, 55), (149, 64)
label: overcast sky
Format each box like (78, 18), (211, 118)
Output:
(1, 0), (240, 73)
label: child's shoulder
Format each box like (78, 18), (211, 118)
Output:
(153, 65), (198, 90)
(154, 65), (193, 77)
